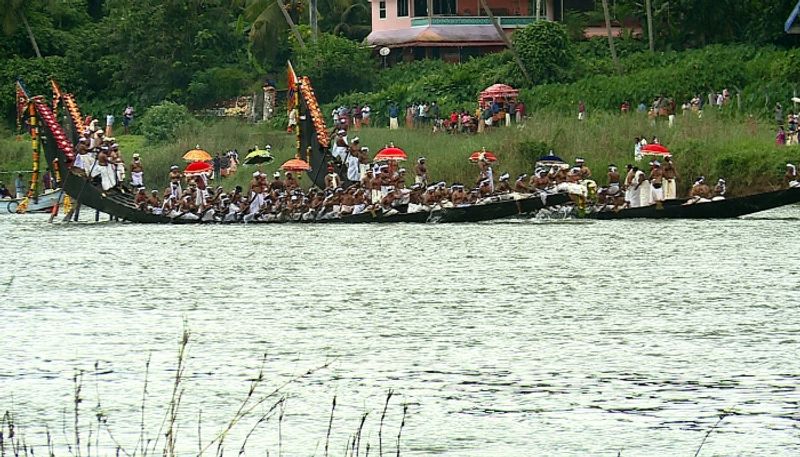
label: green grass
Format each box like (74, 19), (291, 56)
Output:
(2, 112), (797, 196)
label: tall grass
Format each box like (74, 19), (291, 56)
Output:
(0, 327), (408, 457)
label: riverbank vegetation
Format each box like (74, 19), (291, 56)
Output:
(3, 109), (792, 197)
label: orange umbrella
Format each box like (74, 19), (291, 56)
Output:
(281, 157), (312, 172)
(183, 145), (212, 162)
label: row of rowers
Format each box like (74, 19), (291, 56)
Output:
(134, 171), (517, 222)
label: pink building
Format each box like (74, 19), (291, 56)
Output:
(366, 0), (563, 63)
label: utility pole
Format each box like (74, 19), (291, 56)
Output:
(309, 0), (318, 43)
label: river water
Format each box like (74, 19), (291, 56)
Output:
(1, 208), (799, 456)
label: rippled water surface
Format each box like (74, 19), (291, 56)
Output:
(2, 208), (800, 456)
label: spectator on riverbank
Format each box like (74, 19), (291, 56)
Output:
(0, 182), (11, 198)
(775, 102), (784, 127)
(387, 102), (399, 130)
(362, 104), (371, 127)
(106, 113), (114, 136)
(515, 101), (525, 123)
(123, 105), (134, 134)
(776, 126), (786, 145)
(578, 100), (586, 121)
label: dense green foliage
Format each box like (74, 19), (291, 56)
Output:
(293, 32), (376, 103)
(138, 101), (199, 144)
(525, 45), (800, 117)
(513, 21), (575, 84)
(1, 0), (800, 129)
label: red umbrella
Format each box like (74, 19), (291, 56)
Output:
(184, 161), (212, 174)
(281, 157), (312, 172)
(374, 146), (407, 162)
(641, 144), (671, 155)
(469, 150), (498, 163)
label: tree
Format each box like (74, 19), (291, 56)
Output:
(644, 0), (654, 52)
(317, 0), (370, 40)
(293, 33), (375, 102)
(0, 0), (43, 58)
(240, 0), (305, 66)
(513, 21), (575, 85)
(601, 0), (622, 75)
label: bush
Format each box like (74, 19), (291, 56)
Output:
(139, 101), (199, 144)
(186, 66), (256, 108)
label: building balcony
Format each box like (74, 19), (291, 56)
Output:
(409, 15), (541, 29)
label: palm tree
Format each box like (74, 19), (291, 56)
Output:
(317, 0), (370, 40)
(0, 0), (43, 58)
(233, 0), (305, 64)
(601, 0), (622, 75)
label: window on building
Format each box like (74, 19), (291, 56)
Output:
(379, 1), (387, 19)
(397, 0), (409, 17)
(433, 0), (456, 15)
(413, 0), (427, 17)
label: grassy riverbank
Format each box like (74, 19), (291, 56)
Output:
(2, 111), (797, 196)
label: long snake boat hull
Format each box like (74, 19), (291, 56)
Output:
(588, 187), (800, 219)
(434, 192), (571, 223)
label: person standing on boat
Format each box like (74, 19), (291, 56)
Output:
(649, 161), (664, 204)
(638, 163), (652, 206)
(662, 156), (677, 199)
(606, 165), (621, 199)
(624, 164), (635, 207)
(14, 173), (25, 198)
(332, 130), (348, 160)
(415, 157), (428, 187)
(130, 154), (144, 187)
(168, 165), (183, 198)
(632, 167), (646, 207)
(42, 169), (53, 191)
(713, 179), (727, 200)
(786, 164), (799, 187)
